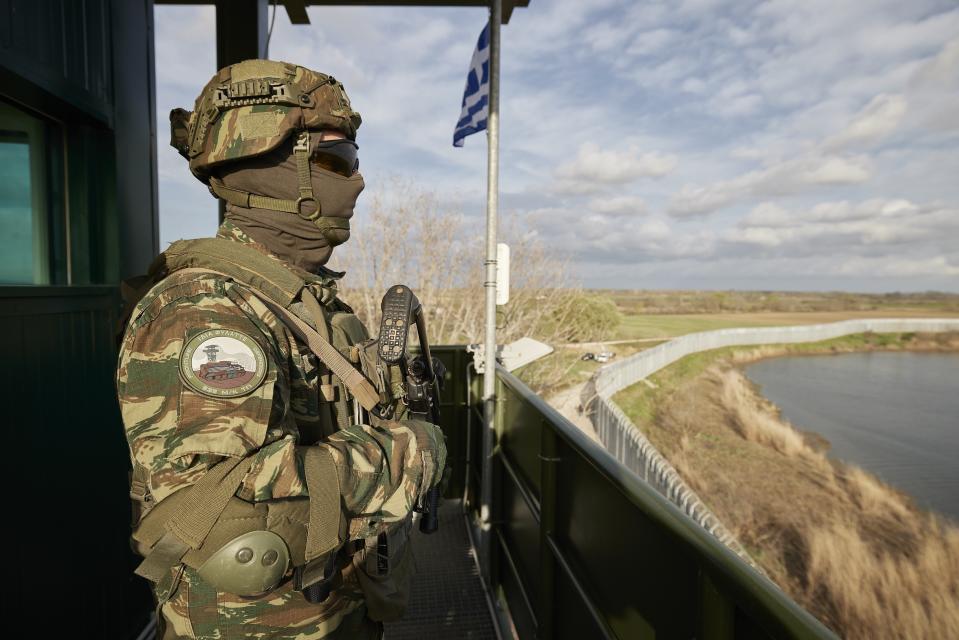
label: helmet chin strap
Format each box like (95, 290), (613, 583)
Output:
(208, 130), (320, 222)
(292, 131), (320, 221)
(210, 129), (357, 247)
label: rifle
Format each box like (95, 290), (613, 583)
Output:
(376, 285), (444, 534)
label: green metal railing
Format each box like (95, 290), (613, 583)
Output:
(431, 350), (838, 640)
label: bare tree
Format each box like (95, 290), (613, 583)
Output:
(330, 181), (587, 392)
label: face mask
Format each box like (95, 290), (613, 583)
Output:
(215, 136), (364, 272)
(304, 168), (365, 247)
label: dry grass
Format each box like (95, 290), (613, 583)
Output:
(632, 360), (959, 639)
(719, 367), (810, 457)
(803, 517), (959, 637)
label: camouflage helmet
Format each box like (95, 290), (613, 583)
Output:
(170, 59), (362, 184)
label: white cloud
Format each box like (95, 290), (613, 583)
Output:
(555, 143), (677, 193)
(728, 199), (956, 257)
(836, 255), (959, 278)
(803, 156), (873, 184)
(823, 94), (908, 150)
(587, 195), (649, 216)
(668, 154), (873, 216)
(583, 21), (636, 53)
(906, 38), (959, 134)
(742, 199), (922, 229)
(626, 28), (680, 57)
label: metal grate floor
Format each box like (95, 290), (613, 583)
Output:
(384, 500), (498, 640)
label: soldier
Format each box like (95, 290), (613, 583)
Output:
(117, 59), (447, 639)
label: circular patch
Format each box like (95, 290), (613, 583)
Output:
(180, 329), (268, 398)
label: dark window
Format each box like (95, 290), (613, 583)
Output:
(0, 99), (66, 284)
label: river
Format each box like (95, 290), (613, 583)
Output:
(744, 352), (959, 521)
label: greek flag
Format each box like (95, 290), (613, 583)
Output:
(453, 22), (490, 147)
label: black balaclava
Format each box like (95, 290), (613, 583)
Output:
(217, 131), (364, 274)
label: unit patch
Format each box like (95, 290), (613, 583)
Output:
(180, 329), (267, 397)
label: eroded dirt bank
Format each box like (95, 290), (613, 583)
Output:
(633, 333), (959, 639)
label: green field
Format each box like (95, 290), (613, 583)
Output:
(520, 289), (959, 396)
(611, 308), (959, 341)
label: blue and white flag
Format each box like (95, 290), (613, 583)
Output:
(453, 22), (490, 147)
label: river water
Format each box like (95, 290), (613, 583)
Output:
(744, 352), (959, 521)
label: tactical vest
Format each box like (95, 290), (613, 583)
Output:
(124, 237), (415, 621)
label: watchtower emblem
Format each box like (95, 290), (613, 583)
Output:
(179, 328), (267, 397)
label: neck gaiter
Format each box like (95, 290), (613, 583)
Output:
(217, 133), (364, 273)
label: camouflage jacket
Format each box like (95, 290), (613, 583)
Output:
(117, 223), (440, 638)
(117, 222), (438, 538)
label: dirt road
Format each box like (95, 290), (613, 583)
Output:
(546, 383), (600, 443)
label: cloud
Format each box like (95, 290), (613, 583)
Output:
(523, 205), (711, 263)
(906, 38), (959, 134)
(823, 94), (908, 150)
(742, 199), (920, 227)
(626, 28), (680, 57)
(154, 2), (959, 292)
(668, 154), (873, 216)
(835, 255), (959, 278)
(587, 195), (649, 216)
(555, 143), (677, 194)
(727, 198), (956, 257)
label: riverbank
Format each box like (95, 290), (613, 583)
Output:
(612, 332), (959, 639)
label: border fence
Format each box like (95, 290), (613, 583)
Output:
(581, 318), (959, 563)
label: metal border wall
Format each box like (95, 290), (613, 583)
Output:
(581, 318), (959, 560)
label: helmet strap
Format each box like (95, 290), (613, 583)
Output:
(293, 131), (320, 220)
(208, 130), (323, 222)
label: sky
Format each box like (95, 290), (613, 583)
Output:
(155, 0), (959, 292)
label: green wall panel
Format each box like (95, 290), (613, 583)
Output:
(0, 287), (152, 639)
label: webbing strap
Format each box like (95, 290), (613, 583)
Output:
(302, 447), (341, 561)
(207, 129), (317, 220)
(294, 131), (315, 204)
(209, 178), (299, 214)
(135, 531), (190, 585)
(134, 455), (252, 584)
(253, 291), (382, 412)
(174, 266), (381, 412)
(165, 455), (254, 549)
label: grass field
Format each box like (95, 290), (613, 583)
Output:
(603, 289), (959, 316)
(612, 308), (959, 340)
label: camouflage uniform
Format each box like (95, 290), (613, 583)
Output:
(118, 222), (444, 638)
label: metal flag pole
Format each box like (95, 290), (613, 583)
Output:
(479, 0), (501, 584)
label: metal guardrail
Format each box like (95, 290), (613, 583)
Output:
(579, 319), (959, 567)
(591, 319), (959, 400)
(472, 364), (838, 640)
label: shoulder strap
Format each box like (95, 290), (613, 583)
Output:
(252, 289), (382, 412)
(160, 237), (308, 307)
(176, 266), (382, 413)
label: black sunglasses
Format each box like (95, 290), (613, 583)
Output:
(311, 139), (359, 177)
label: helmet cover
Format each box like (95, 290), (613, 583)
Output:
(170, 59), (362, 184)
